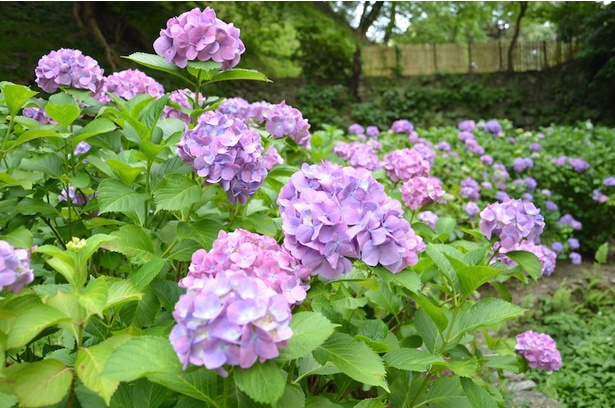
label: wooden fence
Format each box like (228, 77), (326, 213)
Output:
(362, 40), (577, 77)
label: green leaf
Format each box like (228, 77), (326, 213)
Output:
(6, 129), (64, 151)
(97, 179), (149, 214)
(504, 250), (542, 280)
(234, 360), (286, 406)
(460, 377), (499, 408)
(305, 396), (343, 408)
(72, 118), (117, 146)
(435, 217), (456, 237)
(7, 304), (70, 350)
(168, 240), (201, 262)
(354, 399), (385, 408)
(393, 269), (421, 293)
(118, 287), (159, 328)
(207, 69), (271, 85)
(105, 278), (143, 310)
(434, 357), (479, 378)
(69, 172), (91, 189)
(46, 102), (80, 127)
(128, 258), (169, 289)
(101, 336), (182, 381)
(383, 348), (444, 372)
(276, 384), (305, 408)
(140, 140), (166, 161)
(456, 266), (502, 299)
(481, 355), (521, 373)
(106, 159), (145, 186)
(595, 242), (608, 264)
(2, 82), (38, 116)
(414, 308), (443, 353)
(19, 154), (63, 177)
(365, 284), (402, 315)
(153, 174), (202, 212)
(123, 53), (190, 83)
(7, 360), (72, 407)
(104, 225), (159, 265)
(459, 299), (526, 334)
(140, 94), (170, 132)
(132, 379), (171, 408)
(425, 244), (460, 293)
(0, 227), (33, 249)
(0, 392), (18, 408)
(316, 333), (389, 391)
(177, 219), (224, 250)
(410, 292), (448, 333)
(75, 335), (132, 406)
(79, 277), (108, 318)
(148, 369), (219, 404)
(420, 376), (472, 408)
(278, 312), (337, 362)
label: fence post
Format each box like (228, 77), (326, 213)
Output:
(542, 40), (548, 70)
(468, 40), (474, 74)
(498, 40), (504, 72)
(432, 43), (438, 74)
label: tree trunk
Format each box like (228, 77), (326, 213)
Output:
(383, 2), (397, 45)
(72, 2), (119, 71)
(349, 44), (362, 102)
(507, 1), (529, 72)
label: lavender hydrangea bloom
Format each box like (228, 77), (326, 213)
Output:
(552, 156), (568, 166)
(512, 177), (538, 192)
(261, 101), (311, 147)
(23, 102), (55, 125)
(516, 331), (562, 373)
(545, 201), (558, 212)
(382, 148), (431, 182)
(481, 181), (493, 190)
(35, 48), (104, 93)
(95, 69), (165, 105)
(217, 97), (252, 121)
(73, 141), (91, 155)
(567, 238), (580, 250)
(263, 146), (284, 170)
(0, 241), (34, 293)
(484, 120), (502, 136)
(557, 214), (582, 230)
(568, 158), (589, 172)
(390, 119), (414, 134)
(418, 211), (439, 229)
(460, 178), (480, 201)
(604, 177), (615, 187)
(495, 191), (510, 202)
(493, 163), (510, 181)
(513, 157), (534, 173)
(401, 177), (446, 210)
(570, 252), (582, 265)
(551, 242), (564, 253)
(341, 142), (382, 171)
(592, 189), (608, 203)
(480, 198), (545, 250)
(480, 155), (494, 166)
(58, 186), (94, 206)
(464, 202), (481, 219)
(348, 123), (365, 136)
(464, 138), (485, 155)
(277, 162), (425, 279)
(161, 88), (205, 123)
(176, 111), (267, 204)
(365, 126), (379, 138)
(435, 141), (451, 152)
(458, 120), (475, 132)
(154, 7), (245, 70)
(458, 131), (474, 142)
(529, 143), (542, 152)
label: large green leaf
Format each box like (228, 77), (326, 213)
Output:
(176, 219), (224, 250)
(79, 277), (108, 318)
(123, 53), (191, 83)
(457, 299), (526, 337)
(6, 360), (72, 407)
(148, 368), (219, 405)
(383, 348), (444, 372)
(460, 377), (499, 408)
(104, 225), (159, 265)
(6, 129), (64, 151)
(128, 258), (169, 289)
(278, 312), (337, 362)
(207, 69), (271, 85)
(456, 265), (502, 299)
(6, 304), (70, 350)
(2, 82), (38, 116)
(140, 94), (170, 132)
(104, 277), (143, 310)
(316, 333), (389, 391)
(414, 308), (443, 353)
(234, 360), (286, 406)
(72, 118), (117, 146)
(132, 378), (171, 408)
(410, 292), (448, 333)
(97, 179), (149, 214)
(153, 174), (202, 212)
(101, 336), (182, 382)
(0, 227), (33, 249)
(354, 399), (385, 408)
(45, 102), (80, 127)
(76, 335), (132, 405)
(106, 159), (146, 186)
(19, 154), (63, 177)
(419, 376), (472, 408)
(425, 244), (460, 293)
(504, 250), (542, 280)
(275, 385), (305, 408)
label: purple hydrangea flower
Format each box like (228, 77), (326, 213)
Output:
(529, 143), (542, 152)
(411, 144), (436, 166)
(458, 131), (474, 142)
(567, 238), (580, 250)
(458, 120), (475, 132)
(154, 7), (245, 70)
(551, 242), (564, 253)
(465, 202), (481, 219)
(568, 158), (589, 172)
(495, 191), (510, 202)
(435, 141), (451, 152)
(176, 111), (267, 204)
(263, 146), (284, 170)
(464, 138), (485, 155)
(58, 186), (95, 206)
(480, 155), (494, 166)
(513, 157), (534, 173)
(484, 120), (502, 136)
(481, 181), (493, 190)
(570, 252), (582, 265)
(521, 193), (534, 202)
(260, 101), (311, 147)
(217, 97), (252, 121)
(333, 142), (381, 171)
(277, 162), (425, 279)
(35, 48), (104, 93)
(365, 126), (379, 138)
(545, 201), (558, 212)
(95, 69), (164, 105)
(73, 141), (91, 155)
(479, 198), (545, 250)
(507, 137), (517, 145)
(382, 148), (431, 182)
(390, 119), (414, 134)
(592, 189), (608, 203)
(0, 241), (34, 294)
(401, 177), (446, 210)
(23, 101), (55, 125)
(493, 163), (510, 181)
(557, 214), (582, 230)
(515, 331), (562, 373)
(460, 178), (480, 201)
(604, 177), (615, 187)
(541, 189), (552, 198)
(512, 177), (538, 192)
(537, 133), (545, 140)
(348, 123), (364, 136)
(418, 211), (439, 229)
(552, 156), (568, 166)
(161, 88), (205, 123)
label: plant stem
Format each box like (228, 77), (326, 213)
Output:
(41, 217), (67, 249)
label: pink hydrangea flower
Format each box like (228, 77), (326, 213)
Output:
(35, 48), (104, 93)
(382, 148), (431, 182)
(401, 177), (445, 210)
(0, 241), (34, 294)
(95, 69), (164, 105)
(516, 331), (562, 373)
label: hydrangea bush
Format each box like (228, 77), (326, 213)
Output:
(5, 5), (614, 408)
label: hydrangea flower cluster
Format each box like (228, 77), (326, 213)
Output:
(95, 69), (165, 105)
(551, 242), (564, 253)
(604, 177), (615, 187)
(495, 191), (510, 202)
(529, 143), (542, 152)
(513, 157), (534, 173)
(154, 7), (245, 70)
(552, 156), (568, 166)
(480, 154), (494, 166)
(161, 88), (205, 123)
(570, 252), (582, 265)
(464, 137), (485, 155)
(545, 200), (558, 211)
(464, 202), (481, 219)
(365, 125), (379, 138)
(261, 101), (311, 147)
(58, 186), (95, 206)
(390, 119), (414, 134)
(458, 131), (473, 142)
(333, 141), (382, 171)
(35, 48), (104, 94)
(348, 123), (365, 136)
(278, 162), (425, 279)
(0, 241), (34, 293)
(458, 120), (475, 132)
(497, 241), (557, 277)
(263, 146), (284, 170)
(480, 198), (545, 250)
(435, 141), (451, 152)
(23, 101), (55, 125)
(73, 141), (91, 156)
(592, 189), (608, 203)
(411, 143), (436, 166)
(568, 158), (589, 172)
(401, 177), (446, 210)
(515, 330), (562, 373)
(176, 111), (267, 204)
(417, 211), (439, 228)
(382, 148), (431, 182)
(512, 177), (538, 192)
(484, 119), (503, 136)
(557, 214), (582, 230)
(460, 178), (480, 201)
(217, 97), (252, 121)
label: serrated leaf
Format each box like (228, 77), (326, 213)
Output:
(76, 335), (132, 405)
(19, 154), (63, 177)
(128, 258), (169, 289)
(104, 225), (158, 265)
(234, 360), (285, 406)
(460, 377), (499, 408)
(425, 244), (460, 293)
(420, 376), (472, 408)
(2, 82), (38, 116)
(6, 129), (64, 151)
(177, 219), (224, 250)
(72, 118), (117, 146)
(434, 357), (479, 378)
(105, 278), (143, 309)
(148, 369), (219, 405)
(383, 348), (444, 372)
(207, 68), (271, 85)
(316, 333), (389, 391)
(79, 277), (108, 318)
(46, 103), (81, 126)
(410, 292), (448, 333)
(0, 227), (33, 249)
(595, 242), (608, 264)
(7, 360), (72, 407)
(458, 299), (526, 335)
(101, 336), (182, 382)
(354, 399), (385, 408)
(123, 53), (190, 83)
(153, 174), (202, 212)
(97, 179), (149, 214)
(106, 159), (146, 186)
(393, 269), (421, 293)
(414, 308), (443, 353)
(140, 94), (170, 132)
(7, 304), (70, 350)
(132, 378), (171, 408)
(456, 265), (502, 299)
(278, 312), (337, 362)
(504, 250), (542, 280)
(118, 287), (159, 328)
(276, 384), (305, 408)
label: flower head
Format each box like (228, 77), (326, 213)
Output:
(513, 157), (534, 173)
(515, 330), (562, 373)
(417, 211), (439, 229)
(348, 123), (365, 136)
(35, 48), (104, 93)
(484, 120), (502, 136)
(154, 7), (245, 69)
(592, 189), (608, 203)
(95, 69), (164, 105)
(260, 101), (311, 147)
(464, 202), (481, 219)
(161, 88), (206, 123)
(58, 186), (95, 206)
(568, 158), (589, 173)
(479, 198), (545, 250)
(73, 141), (91, 155)
(557, 214), (582, 230)
(263, 146), (284, 170)
(460, 178), (480, 201)
(0, 241), (34, 293)
(401, 177), (446, 210)
(603, 177), (615, 187)
(382, 148), (431, 182)
(390, 119), (414, 134)
(570, 252), (582, 265)
(458, 120), (475, 132)
(497, 241), (557, 277)
(365, 126), (380, 138)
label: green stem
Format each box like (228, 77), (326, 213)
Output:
(409, 370), (432, 407)
(41, 217), (66, 249)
